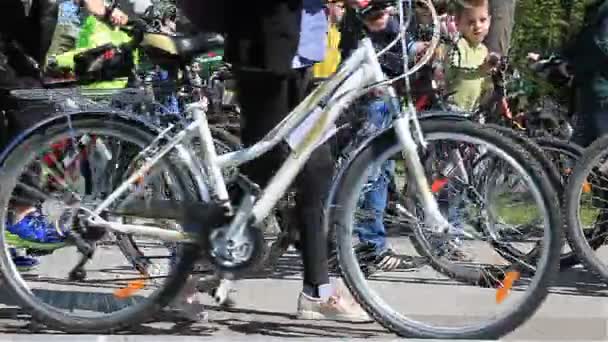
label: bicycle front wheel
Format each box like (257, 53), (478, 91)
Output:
(330, 119), (561, 339)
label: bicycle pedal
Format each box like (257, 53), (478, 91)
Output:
(212, 282), (237, 307)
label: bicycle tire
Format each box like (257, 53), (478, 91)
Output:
(330, 119), (561, 339)
(532, 136), (584, 269)
(0, 113), (200, 333)
(564, 134), (608, 282)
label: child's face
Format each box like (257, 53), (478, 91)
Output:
(415, 2), (432, 25)
(456, 5), (491, 45)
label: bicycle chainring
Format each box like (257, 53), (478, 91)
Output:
(204, 223), (267, 278)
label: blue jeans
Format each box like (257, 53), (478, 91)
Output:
(439, 183), (466, 237)
(154, 69), (181, 115)
(355, 163), (394, 253)
(354, 98), (395, 254)
(435, 146), (467, 240)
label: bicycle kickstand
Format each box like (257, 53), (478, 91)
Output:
(66, 231), (95, 281)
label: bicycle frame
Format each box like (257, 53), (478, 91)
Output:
(86, 37), (449, 242)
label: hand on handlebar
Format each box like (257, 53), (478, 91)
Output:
(527, 52), (572, 79)
(527, 52), (540, 62)
(80, 0), (128, 26)
(108, 8), (129, 26)
(480, 52), (501, 74)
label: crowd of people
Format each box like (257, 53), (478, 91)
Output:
(3, 0), (608, 325)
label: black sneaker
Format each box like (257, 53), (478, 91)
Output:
(328, 242), (376, 274)
(329, 243), (424, 277)
(372, 249), (426, 274)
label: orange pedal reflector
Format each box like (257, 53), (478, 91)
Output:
(582, 180), (592, 193)
(431, 178), (449, 193)
(114, 279), (146, 299)
(496, 271), (520, 304)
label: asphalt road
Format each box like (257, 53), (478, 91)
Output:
(0, 236), (606, 341)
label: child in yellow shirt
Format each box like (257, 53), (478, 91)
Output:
(446, 0), (497, 112)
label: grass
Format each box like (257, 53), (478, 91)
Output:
(494, 194), (600, 228)
(393, 159), (601, 229)
(493, 199), (540, 226)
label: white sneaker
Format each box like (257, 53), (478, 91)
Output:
(296, 280), (372, 323)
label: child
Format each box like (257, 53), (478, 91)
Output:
(330, 5), (432, 275)
(433, 0), (498, 261)
(446, 0), (496, 112)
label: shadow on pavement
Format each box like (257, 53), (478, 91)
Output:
(121, 319), (219, 336)
(549, 267), (608, 297)
(216, 318), (385, 339)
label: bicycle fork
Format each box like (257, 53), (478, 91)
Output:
(392, 116), (450, 234)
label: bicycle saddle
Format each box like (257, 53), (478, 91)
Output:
(141, 32), (224, 63)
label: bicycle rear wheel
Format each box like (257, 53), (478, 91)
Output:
(330, 119), (561, 339)
(479, 127), (583, 270)
(114, 126), (241, 277)
(0, 113), (202, 332)
(532, 137), (583, 269)
(564, 134), (608, 282)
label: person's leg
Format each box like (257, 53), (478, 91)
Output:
(250, 66), (333, 293)
(336, 96), (418, 274)
(353, 98), (390, 251)
(289, 68), (332, 291)
(484, 0), (516, 55)
(0, 43), (47, 270)
(3, 105), (72, 248)
(290, 69), (368, 321)
(38, 0), (59, 64)
(354, 174), (389, 253)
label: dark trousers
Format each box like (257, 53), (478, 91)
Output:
(1, 0), (58, 145)
(0, 0), (58, 88)
(236, 68), (333, 286)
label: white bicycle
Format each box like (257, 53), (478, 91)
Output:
(0, 0), (561, 338)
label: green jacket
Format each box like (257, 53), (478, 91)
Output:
(53, 16), (138, 89)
